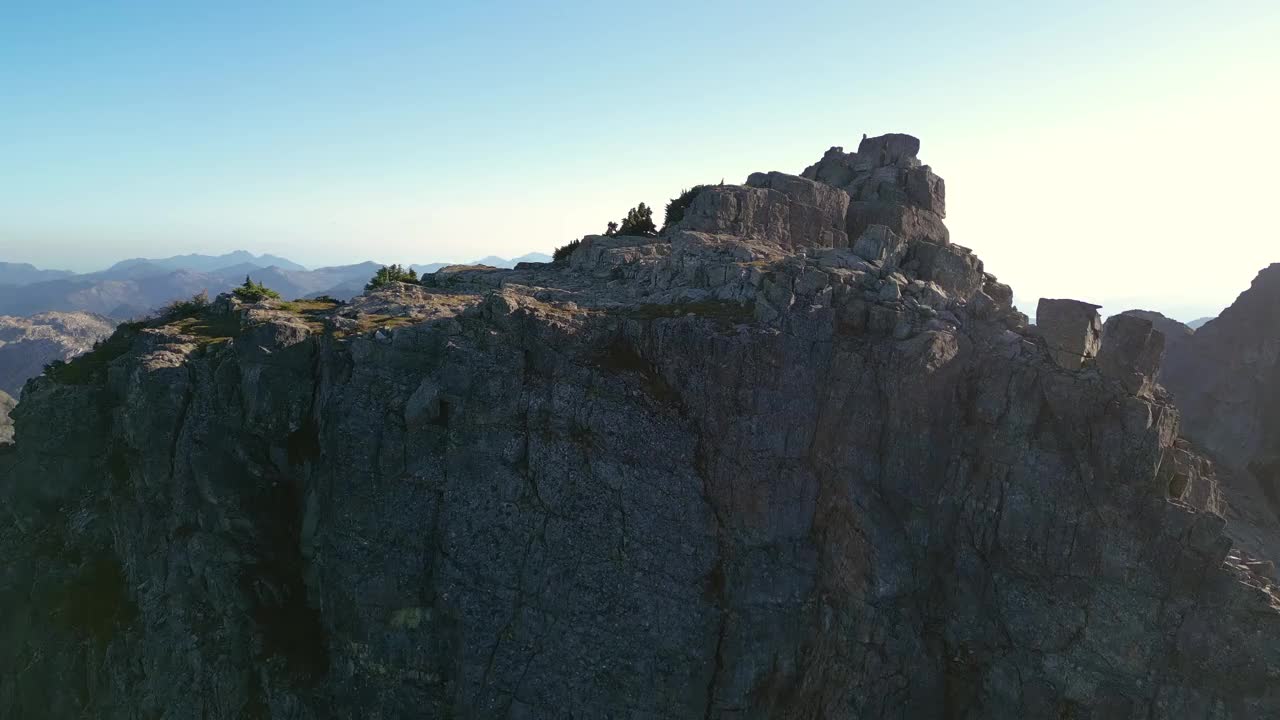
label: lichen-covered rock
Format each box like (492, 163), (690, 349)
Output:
(2, 137), (1278, 720)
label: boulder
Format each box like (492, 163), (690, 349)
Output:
(1098, 314), (1166, 397)
(1036, 299), (1102, 369)
(906, 241), (984, 301)
(851, 225), (907, 266)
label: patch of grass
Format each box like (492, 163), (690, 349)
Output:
(355, 314), (415, 332)
(172, 314), (242, 344)
(278, 299), (338, 313)
(278, 298), (340, 331)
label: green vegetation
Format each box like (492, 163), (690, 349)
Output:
(365, 264), (418, 292)
(233, 276), (281, 303)
(277, 298), (340, 332)
(158, 291), (211, 320)
(553, 238), (582, 264)
(662, 185), (710, 233)
(171, 314), (242, 343)
(617, 202), (657, 237)
(43, 323), (143, 385)
(277, 298), (340, 314)
(352, 313), (415, 333)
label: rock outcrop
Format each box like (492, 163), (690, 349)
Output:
(2, 136), (1278, 719)
(1034, 299), (1102, 369)
(1097, 314), (1166, 398)
(0, 390), (13, 444)
(0, 311), (117, 396)
(1142, 265), (1280, 563)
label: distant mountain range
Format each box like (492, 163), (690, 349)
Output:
(0, 251), (553, 319)
(1187, 316), (1214, 329)
(0, 262), (77, 287)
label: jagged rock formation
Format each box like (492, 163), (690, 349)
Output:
(1143, 265), (1280, 564)
(2, 136), (1278, 719)
(1120, 310), (1195, 382)
(0, 311), (117, 396)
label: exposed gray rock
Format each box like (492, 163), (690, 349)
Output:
(1098, 314), (1165, 397)
(1035, 298), (1102, 369)
(850, 224), (907, 266)
(0, 389), (13, 444)
(677, 171), (849, 250)
(803, 134), (948, 245)
(2, 138), (1278, 720)
(905, 241), (984, 299)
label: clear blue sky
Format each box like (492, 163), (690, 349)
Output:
(1, 1), (1277, 319)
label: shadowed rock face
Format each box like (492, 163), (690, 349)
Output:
(2, 136), (1278, 719)
(1144, 264), (1280, 564)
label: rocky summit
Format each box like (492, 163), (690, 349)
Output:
(2, 135), (1278, 719)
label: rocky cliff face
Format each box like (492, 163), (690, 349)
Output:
(0, 311), (117, 396)
(1142, 266), (1280, 565)
(2, 136), (1278, 719)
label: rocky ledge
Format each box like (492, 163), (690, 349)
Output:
(1, 135), (1277, 719)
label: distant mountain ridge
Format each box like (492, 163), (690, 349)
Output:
(0, 262), (76, 287)
(0, 251), (554, 319)
(106, 251), (308, 274)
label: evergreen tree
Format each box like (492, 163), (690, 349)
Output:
(617, 203), (656, 236)
(365, 264), (419, 292)
(233, 276), (281, 302)
(661, 185), (709, 234)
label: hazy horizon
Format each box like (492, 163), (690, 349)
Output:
(2, 1), (1277, 322)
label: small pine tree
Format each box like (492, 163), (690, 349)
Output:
(606, 221), (618, 236)
(233, 276), (281, 303)
(617, 203), (656, 237)
(365, 264), (419, 293)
